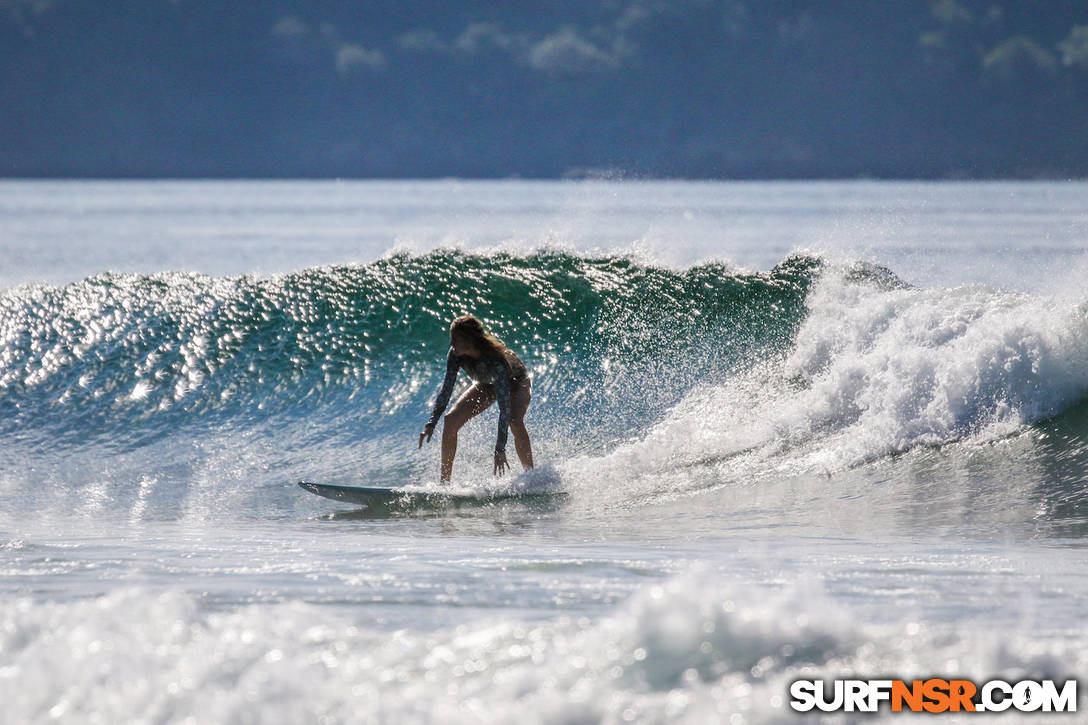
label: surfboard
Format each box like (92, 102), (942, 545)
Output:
(297, 480), (562, 507)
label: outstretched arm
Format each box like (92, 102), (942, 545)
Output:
(492, 359), (512, 474)
(420, 348), (458, 447)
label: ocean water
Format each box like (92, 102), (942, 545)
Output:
(1, 180), (1087, 723)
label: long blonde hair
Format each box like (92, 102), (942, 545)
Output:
(450, 314), (512, 372)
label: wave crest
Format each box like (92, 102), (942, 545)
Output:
(0, 250), (819, 463)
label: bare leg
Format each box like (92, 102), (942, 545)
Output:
(441, 384), (494, 482)
(511, 422), (534, 470)
(510, 379), (534, 471)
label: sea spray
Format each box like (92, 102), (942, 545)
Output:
(564, 263), (1088, 499)
(2, 569), (1083, 724)
(2, 249), (1086, 518)
(0, 250), (816, 455)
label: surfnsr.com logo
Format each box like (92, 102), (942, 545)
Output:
(789, 679), (1078, 714)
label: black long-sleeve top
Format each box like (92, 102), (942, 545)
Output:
(427, 348), (527, 452)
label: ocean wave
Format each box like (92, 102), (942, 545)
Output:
(2, 249), (1086, 506)
(1, 571), (1079, 724)
(578, 265), (1088, 493)
(0, 250), (817, 452)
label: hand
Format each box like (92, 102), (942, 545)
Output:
(493, 449), (508, 477)
(419, 423), (435, 449)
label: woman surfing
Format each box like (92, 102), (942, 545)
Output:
(419, 315), (534, 482)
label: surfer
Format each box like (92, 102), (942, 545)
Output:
(419, 314), (534, 482)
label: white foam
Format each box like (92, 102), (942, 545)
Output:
(569, 269), (1088, 492)
(783, 273), (1088, 466)
(2, 571), (1082, 723)
(401, 463), (563, 498)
